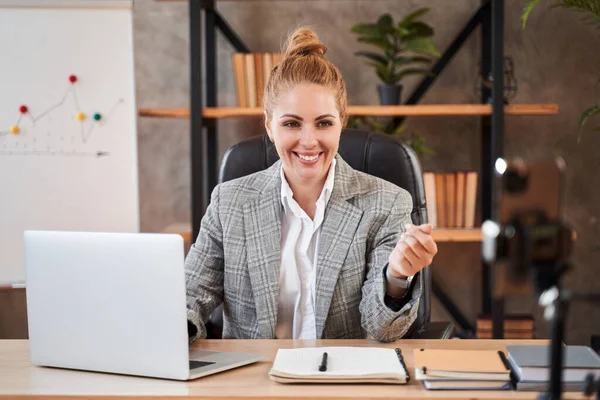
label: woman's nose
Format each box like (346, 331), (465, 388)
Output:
(299, 127), (318, 148)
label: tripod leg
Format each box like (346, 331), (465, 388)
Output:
(538, 288), (570, 400)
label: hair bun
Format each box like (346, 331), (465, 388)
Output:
(284, 28), (328, 58)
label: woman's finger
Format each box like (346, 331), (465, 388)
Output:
(398, 241), (421, 271)
(406, 228), (438, 255)
(389, 244), (414, 277)
(402, 234), (428, 260)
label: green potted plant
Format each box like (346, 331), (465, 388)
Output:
(521, 0), (599, 141)
(350, 8), (441, 105)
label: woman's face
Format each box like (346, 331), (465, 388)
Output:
(265, 83), (341, 187)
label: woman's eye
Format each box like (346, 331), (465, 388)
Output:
(318, 120), (333, 128)
(283, 121), (300, 128)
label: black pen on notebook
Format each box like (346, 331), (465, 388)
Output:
(318, 352), (328, 372)
(395, 348), (410, 383)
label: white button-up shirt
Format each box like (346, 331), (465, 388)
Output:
(274, 159), (337, 339)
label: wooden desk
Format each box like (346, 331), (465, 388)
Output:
(0, 339), (585, 399)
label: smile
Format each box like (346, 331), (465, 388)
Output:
(294, 152), (322, 163)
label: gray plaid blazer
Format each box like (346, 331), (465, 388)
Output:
(186, 154), (421, 342)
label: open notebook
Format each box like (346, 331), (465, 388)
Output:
(269, 347), (410, 384)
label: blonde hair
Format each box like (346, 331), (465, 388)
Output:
(263, 28), (348, 127)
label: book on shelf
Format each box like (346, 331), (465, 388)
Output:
(423, 171), (478, 228)
(254, 53), (264, 107)
(445, 172), (456, 228)
(455, 171), (465, 228)
(245, 53), (256, 108)
(476, 314), (535, 339)
(232, 53), (283, 108)
(476, 313), (534, 332)
(476, 330), (535, 339)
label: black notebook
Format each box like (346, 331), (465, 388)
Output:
(269, 347), (410, 384)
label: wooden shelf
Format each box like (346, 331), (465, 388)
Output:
(139, 108), (191, 118)
(432, 228), (482, 242)
(164, 223), (482, 243)
(139, 104), (559, 119)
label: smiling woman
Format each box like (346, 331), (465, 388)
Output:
(263, 29), (348, 220)
(265, 83), (341, 219)
(184, 27), (439, 343)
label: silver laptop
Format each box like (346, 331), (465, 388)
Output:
(23, 230), (264, 381)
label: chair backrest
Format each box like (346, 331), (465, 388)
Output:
(209, 128), (431, 338)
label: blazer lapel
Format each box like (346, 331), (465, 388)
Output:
(243, 163), (282, 338)
(315, 156), (363, 338)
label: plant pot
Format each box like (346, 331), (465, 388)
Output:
(377, 83), (403, 105)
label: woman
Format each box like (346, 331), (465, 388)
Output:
(185, 28), (438, 343)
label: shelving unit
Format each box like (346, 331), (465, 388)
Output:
(141, 0), (559, 338)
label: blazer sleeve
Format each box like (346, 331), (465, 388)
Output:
(185, 184), (225, 343)
(358, 189), (422, 343)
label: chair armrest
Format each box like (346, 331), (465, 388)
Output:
(205, 304), (224, 339)
(410, 321), (455, 339)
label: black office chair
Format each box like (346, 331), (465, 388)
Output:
(205, 129), (453, 340)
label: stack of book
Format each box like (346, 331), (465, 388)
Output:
(506, 345), (600, 391)
(414, 348), (512, 390)
(232, 53), (283, 108)
(423, 171), (478, 228)
(476, 314), (535, 339)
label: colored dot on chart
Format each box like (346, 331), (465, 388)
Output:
(9, 125), (20, 134)
(93, 113), (102, 121)
(19, 105), (28, 114)
(76, 112), (86, 121)
(69, 74), (78, 84)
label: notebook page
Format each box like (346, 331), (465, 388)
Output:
(270, 347), (406, 378)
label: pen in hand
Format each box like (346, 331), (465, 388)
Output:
(318, 352), (328, 372)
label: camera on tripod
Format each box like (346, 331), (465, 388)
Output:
(482, 157), (572, 298)
(482, 156), (600, 400)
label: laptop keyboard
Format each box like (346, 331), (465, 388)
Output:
(190, 360), (216, 370)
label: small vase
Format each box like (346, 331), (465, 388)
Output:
(377, 83), (403, 105)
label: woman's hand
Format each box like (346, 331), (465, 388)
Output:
(388, 223), (438, 279)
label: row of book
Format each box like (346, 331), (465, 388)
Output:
(476, 314), (535, 339)
(423, 171), (478, 229)
(232, 53), (283, 108)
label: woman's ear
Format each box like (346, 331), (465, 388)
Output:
(264, 113), (273, 142)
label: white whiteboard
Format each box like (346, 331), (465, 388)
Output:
(0, 0), (139, 283)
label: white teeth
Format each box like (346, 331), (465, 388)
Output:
(298, 154), (319, 161)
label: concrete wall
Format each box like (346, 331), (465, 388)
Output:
(133, 0), (600, 345)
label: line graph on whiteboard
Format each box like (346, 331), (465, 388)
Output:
(0, 74), (123, 158)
